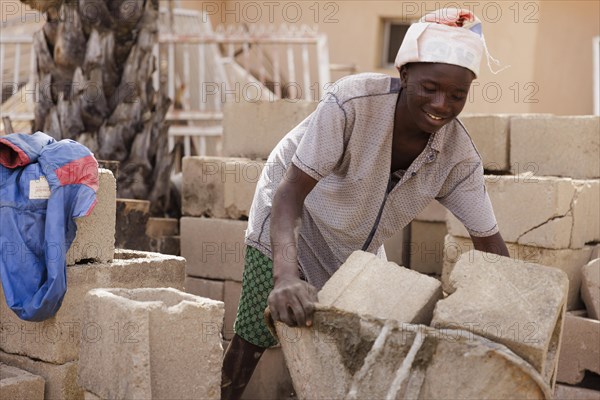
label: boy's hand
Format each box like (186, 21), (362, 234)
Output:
(268, 276), (318, 328)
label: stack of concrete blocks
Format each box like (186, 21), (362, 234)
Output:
(274, 250), (565, 399)
(445, 114), (600, 397)
(181, 100), (317, 399)
(0, 169), (186, 400)
(1, 363), (45, 400)
(77, 288), (224, 399)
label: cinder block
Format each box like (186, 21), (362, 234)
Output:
(223, 159), (264, 219)
(318, 251), (443, 325)
(0, 351), (82, 400)
(77, 288), (224, 400)
(223, 281), (242, 340)
(554, 384), (600, 399)
(181, 217), (247, 282)
(0, 363), (45, 400)
(557, 313), (600, 385)
(222, 100), (318, 159)
(414, 199), (447, 222)
(114, 199), (150, 251)
(433, 250), (569, 386)
(66, 169), (115, 265)
(581, 259), (600, 319)
(408, 220), (447, 275)
(511, 116), (600, 179)
(458, 114), (511, 171)
(274, 308), (552, 400)
(383, 227), (407, 266)
(0, 250), (185, 364)
(243, 346), (294, 400)
(146, 218), (179, 238)
(182, 157), (264, 219)
(442, 235), (598, 310)
(184, 276), (224, 302)
(446, 175), (600, 249)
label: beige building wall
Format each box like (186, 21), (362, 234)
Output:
(180, 1), (598, 115)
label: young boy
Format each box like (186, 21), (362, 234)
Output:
(221, 8), (509, 399)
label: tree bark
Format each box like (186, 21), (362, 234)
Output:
(22, 0), (174, 216)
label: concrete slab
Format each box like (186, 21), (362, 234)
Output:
(273, 307), (553, 399)
(557, 314), (600, 385)
(319, 251), (443, 325)
(408, 221), (447, 275)
(184, 276), (224, 302)
(222, 100), (317, 159)
(181, 217), (246, 282)
(433, 250), (569, 387)
(442, 235), (598, 310)
(67, 169), (115, 265)
(77, 288), (224, 400)
(0, 351), (82, 400)
(511, 115), (600, 179)
(182, 156), (263, 219)
(581, 259), (600, 319)
(0, 250), (185, 364)
(458, 114), (511, 171)
(0, 363), (45, 400)
(446, 175), (600, 249)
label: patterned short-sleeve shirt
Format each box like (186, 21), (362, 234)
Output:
(246, 73), (498, 289)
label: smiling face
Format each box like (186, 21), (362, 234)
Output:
(399, 62), (474, 134)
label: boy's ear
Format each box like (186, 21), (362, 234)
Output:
(399, 65), (409, 87)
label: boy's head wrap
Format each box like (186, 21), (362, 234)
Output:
(394, 8), (508, 78)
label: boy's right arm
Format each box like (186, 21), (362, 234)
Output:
(268, 163), (319, 328)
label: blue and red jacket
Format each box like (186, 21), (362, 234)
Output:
(0, 132), (98, 321)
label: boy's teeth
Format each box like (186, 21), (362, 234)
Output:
(427, 112), (442, 120)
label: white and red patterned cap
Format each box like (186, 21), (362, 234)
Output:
(395, 8), (507, 77)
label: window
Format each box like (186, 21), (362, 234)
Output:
(381, 19), (411, 68)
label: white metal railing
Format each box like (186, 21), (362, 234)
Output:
(1, 9), (340, 156)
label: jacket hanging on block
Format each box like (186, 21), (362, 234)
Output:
(0, 131), (99, 321)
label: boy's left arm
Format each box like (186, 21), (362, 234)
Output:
(470, 232), (509, 257)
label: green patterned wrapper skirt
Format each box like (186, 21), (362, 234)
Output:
(234, 246), (278, 348)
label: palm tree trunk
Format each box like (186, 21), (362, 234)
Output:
(21, 0), (173, 216)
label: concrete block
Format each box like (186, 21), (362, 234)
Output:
(442, 235), (598, 310)
(148, 235), (180, 256)
(408, 220), (447, 275)
(433, 250), (569, 386)
(557, 314), (600, 385)
(77, 288), (224, 400)
(511, 116), (600, 179)
(458, 114), (511, 171)
(554, 384), (600, 400)
(224, 280), (242, 340)
(0, 363), (45, 400)
(66, 169), (115, 265)
(582, 259), (600, 319)
(223, 159), (264, 219)
(243, 346), (295, 400)
(0, 250), (185, 364)
(414, 199), (447, 222)
(182, 157), (264, 219)
(318, 251), (443, 325)
(146, 218), (179, 238)
(274, 307), (553, 400)
(181, 217), (247, 282)
(184, 276), (224, 301)
(0, 351), (82, 400)
(383, 226), (407, 266)
(114, 199), (150, 251)
(446, 175), (600, 249)
(222, 100), (318, 159)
